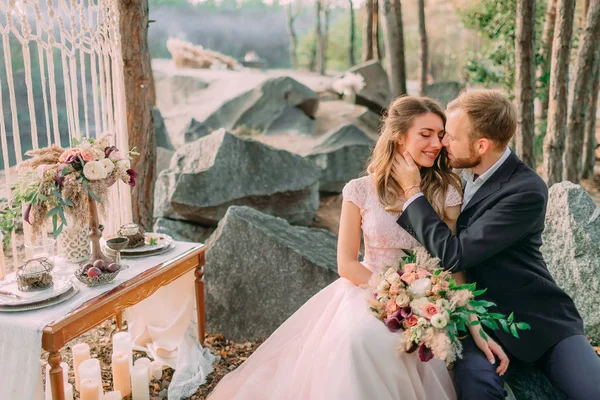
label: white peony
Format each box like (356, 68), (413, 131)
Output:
(430, 313), (448, 329)
(109, 149), (122, 162)
(100, 158), (115, 176)
(117, 158), (131, 170)
(409, 278), (432, 298)
(83, 160), (107, 180)
(395, 292), (410, 308)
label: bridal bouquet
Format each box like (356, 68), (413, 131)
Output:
(3, 133), (138, 240)
(366, 247), (529, 365)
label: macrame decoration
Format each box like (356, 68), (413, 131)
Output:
(0, 0), (132, 274)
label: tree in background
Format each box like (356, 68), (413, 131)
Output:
(379, 0), (407, 97)
(563, 0), (600, 182)
(514, 0), (537, 168)
(362, 0), (374, 61)
(417, 0), (428, 96)
(348, 0), (356, 66)
(120, 0), (156, 230)
(537, 0), (557, 120)
(543, 0), (576, 186)
(285, 0), (302, 69)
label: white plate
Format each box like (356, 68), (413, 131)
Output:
(0, 278), (75, 306)
(112, 233), (173, 254)
(118, 242), (176, 259)
(0, 285), (79, 312)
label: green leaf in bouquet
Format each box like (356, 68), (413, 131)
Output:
(474, 306), (487, 314)
(448, 279), (457, 289)
(469, 320), (481, 326)
(482, 319), (499, 330)
(472, 288), (488, 296)
(488, 313), (506, 319)
(37, 193), (49, 201)
(510, 324), (520, 338)
(46, 206), (61, 218)
(87, 187), (101, 203)
(508, 312), (515, 323)
(469, 299), (497, 308)
(499, 319), (510, 333)
(448, 325), (456, 342)
(434, 269), (442, 277)
(516, 322), (531, 331)
(479, 328), (488, 340)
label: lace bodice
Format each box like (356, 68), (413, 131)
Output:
(342, 175), (462, 273)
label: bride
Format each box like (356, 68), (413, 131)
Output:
(208, 96), (508, 399)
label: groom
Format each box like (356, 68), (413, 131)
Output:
(392, 90), (600, 399)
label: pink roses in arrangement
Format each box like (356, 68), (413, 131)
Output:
(366, 247), (530, 365)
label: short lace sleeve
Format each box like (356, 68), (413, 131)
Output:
(445, 185), (463, 208)
(342, 178), (367, 209)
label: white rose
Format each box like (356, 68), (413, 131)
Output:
(83, 160), (107, 180)
(117, 158), (131, 170)
(395, 292), (410, 308)
(386, 272), (401, 284)
(384, 268), (397, 279)
(430, 313), (448, 329)
(377, 280), (391, 293)
(100, 158), (115, 176)
(109, 149), (122, 162)
(409, 278), (432, 298)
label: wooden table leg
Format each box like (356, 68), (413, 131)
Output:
(49, 350), (65, 400)
(116, 311), (124, 330)
(195, 264), (206, 345)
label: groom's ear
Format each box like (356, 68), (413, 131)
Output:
(476, 138), (493, 156)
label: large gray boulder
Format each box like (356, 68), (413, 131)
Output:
(306, 124), (374, 193)
(344, 60), (392, 113)
(541, 181), (600, 340)
(426, 81), (465, 108)
(156, 147), (175, 174)
(153, 217), (214, 243)
(180, 118), (212, 144)
(154, 108), (175, 150)
(154, 129), (321, 226)
(264, 106), (315, 136)
(153, 69), (209, 113)
(205, 206), (339, 340)
(203, 76), (319, 134)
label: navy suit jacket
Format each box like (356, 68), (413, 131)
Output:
(397, 151), (584, 362)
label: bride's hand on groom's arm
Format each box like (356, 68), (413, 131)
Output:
(470, 327), (510, 376)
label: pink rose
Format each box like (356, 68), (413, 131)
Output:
(417, 268), (432, 279)
(403, 263), (417, 274)
(385, 298), (399, 317)
(401, 273), (417, 285)
(404, 315), (419, 327)
(59, 148), (80, 163)
(422, 304), (440, 319)
(433, 281), (449, 293)
(81, 149), (98, 162)
(389, 282), (400, 295)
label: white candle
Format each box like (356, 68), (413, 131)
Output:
(112, 332), (133, 368)
(72, 343), (91, 391)
(103, 391), (122, 400)
(64, 383), (74, 400)
(130, 364), (150, 400)
(44, 362), (69, 400)
(134, 357), (152, 380)
(78, 358), (103, 398)
(80, 379), (100, 400)
(111, 351), (131, 398)
(150, 360), (163, 381)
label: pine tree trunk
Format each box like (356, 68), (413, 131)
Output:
(362, 0), (374, 62)
(379, 0), (407, 97)
(417, 0), (428, 96)
(322, 7), (330, 75)
(515, 0), (537, 168)
(315, 0), (326, 75)
(349, 0), (356, 66)
(285, 4), (298, 69)
(563, 0), (600, 182)
(537, 0), (557, 120)
(542, 0), (576, 186)
(373, 0), (382, 60)
(119, 0), (156, 231)
(581, 56), (599, 179)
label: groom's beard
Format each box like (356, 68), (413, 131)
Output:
(449, 146), (482, 169)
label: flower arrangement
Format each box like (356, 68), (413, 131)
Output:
(6, 133), (137, 240)
(366, 247), (530, 365)
(331, 72), (366, 97)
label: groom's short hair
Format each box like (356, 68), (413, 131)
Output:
(447, 90), (516, 148)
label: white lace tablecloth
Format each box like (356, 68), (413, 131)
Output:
(0, 241), (214, 400)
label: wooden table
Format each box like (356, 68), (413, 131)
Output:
(42, 244), (206, 400)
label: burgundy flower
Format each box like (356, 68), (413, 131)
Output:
(126, 169), (137, 187)
(384, 316), (403, 332)
(105, 146), (118, 158)
(418, 344), (434, 362)
(24, 203), (32, 224)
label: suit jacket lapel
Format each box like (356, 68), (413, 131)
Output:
(461, 151), (520, 214)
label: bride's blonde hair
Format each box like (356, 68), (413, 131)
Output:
(367, 96), (462, 218)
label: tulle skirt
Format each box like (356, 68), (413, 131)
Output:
(208, 278), (456, 400)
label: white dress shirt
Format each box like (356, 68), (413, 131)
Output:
(402, 147), (512, 212)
